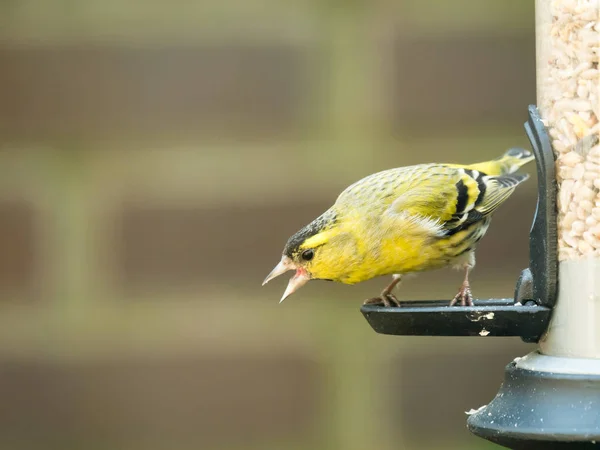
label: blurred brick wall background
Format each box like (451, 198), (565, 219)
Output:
(0, 1), (538, 449)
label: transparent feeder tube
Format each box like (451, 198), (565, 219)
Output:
(536, 0), (600, 358)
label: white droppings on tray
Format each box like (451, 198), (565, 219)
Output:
(469, 312), (495, 322)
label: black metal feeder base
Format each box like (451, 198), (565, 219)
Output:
(467, 351), (600, 449)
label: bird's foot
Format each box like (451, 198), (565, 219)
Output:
(449, 283), (473, 307)
(363, 293), (401, 307)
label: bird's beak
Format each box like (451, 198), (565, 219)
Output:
(279, 268), (310, 303)
(262, 256), (294, 286)
(262, 256), (311, 303)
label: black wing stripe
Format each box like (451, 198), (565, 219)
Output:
(455, 178), (469, 216)
(446, 221), (479, 243)
(443, 209), (485, 236)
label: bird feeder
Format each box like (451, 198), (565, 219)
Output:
(361, 1), (600, 448)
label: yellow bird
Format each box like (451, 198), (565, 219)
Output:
(263, 148), (534, 307)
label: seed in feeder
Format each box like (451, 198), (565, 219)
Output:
(583, 231), (600, 249)
(578, 200), (595, 218)
(585, 161), (600, 172)
(581, 69), (599, 80)
(575, 184), (596, 201)
(572, 220), (586, 235)
(580, 200), (595, 214)
(559, 192), (572, 214)
(575, 134), (600, 156)
(554, 140), (568, 153)
(561, 150), (583, 167)
(563, 211), (578, 229)
(559, 180), (575, 213)
(573, 163), (586, 180)
(579, 10), (598, 21)
(578, 84), (590, 98)
(563, 232), (578, 249)
(578, 239), (594, 255)
(559, 247), (579, 259)
(570, 114), (590, 137)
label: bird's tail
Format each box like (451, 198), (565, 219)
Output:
(467, 147), (535, 176)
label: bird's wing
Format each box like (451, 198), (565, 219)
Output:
(387, 165), (528, 236)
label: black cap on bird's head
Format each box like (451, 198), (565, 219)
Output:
(263, 209), (338, 302)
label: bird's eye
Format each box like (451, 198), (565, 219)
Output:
(301, 249), (314, 261)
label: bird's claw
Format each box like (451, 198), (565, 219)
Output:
(449, 284), (473, 307)
(363, 293), (401, 307)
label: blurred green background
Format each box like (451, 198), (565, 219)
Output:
(0, 1), (539, 449)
